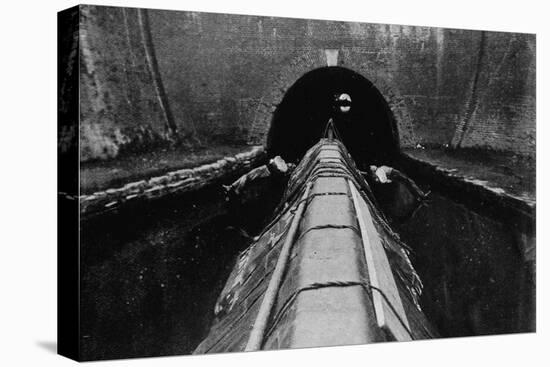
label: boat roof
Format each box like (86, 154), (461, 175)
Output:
(195, 138), (437, 353)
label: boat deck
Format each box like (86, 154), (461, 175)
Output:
(194, 139), (437, 354)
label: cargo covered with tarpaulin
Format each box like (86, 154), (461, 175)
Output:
(195, 137), (437, 354)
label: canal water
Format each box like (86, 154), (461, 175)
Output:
(79, 177), (535, 360)
(79, 179), (283, 360)
(395, 193), (535, 337)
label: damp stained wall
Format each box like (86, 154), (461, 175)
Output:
(76, 5), (535, 162)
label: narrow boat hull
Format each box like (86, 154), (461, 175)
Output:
(195, 138), (437, 354)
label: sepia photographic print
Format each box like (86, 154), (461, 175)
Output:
(58, 4), (535, 361)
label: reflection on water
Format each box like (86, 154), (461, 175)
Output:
(79, 181), (534, 360)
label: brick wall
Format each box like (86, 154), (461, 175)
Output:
(79, 6), (536, 161)
(79, 5), (177, 162)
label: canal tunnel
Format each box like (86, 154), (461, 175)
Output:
(267, 67), (399, 169)
(69, 6), (536, 360)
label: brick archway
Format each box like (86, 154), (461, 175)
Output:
(246, 52), (418, 150)
(264, 66), (402, 168)
(246, 50), (326, 144)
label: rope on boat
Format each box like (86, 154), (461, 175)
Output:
(289, 191), (349, 214)
(294, 224), (360, 243)
(256, 140), (422, 306)
(244, 181), (312, 351)
(263, 280), (415, 341)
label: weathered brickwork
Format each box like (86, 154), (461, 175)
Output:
(80, 6), (536, 161)
(457, 32), (536, 154)
(79, 5), (178, 162)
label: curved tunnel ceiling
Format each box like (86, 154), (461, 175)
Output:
(267, 66), (399, 170)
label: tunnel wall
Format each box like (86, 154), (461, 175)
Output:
(78, 5), (179, 162)
(78, 5), (535, 161)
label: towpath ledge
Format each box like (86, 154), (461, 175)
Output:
(75, 146), (266, 219)
(399, 148), (535, 265)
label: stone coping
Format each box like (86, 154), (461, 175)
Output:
(399, 151), (535, 228)
(74, 146), (265, 218)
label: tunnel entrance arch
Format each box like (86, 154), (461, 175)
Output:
(266, 66), (399, 170)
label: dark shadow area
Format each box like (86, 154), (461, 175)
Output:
(79, 177), (283, 360)
(395, 192), (535, 337)
(267, 66), (399, 169)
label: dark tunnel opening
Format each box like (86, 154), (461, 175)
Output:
(267, 66), (399, 170)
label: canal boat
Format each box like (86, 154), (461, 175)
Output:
(194, 128), (437, 353)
